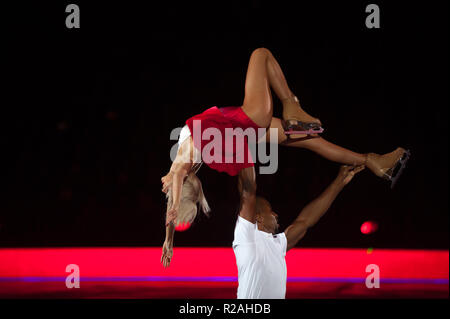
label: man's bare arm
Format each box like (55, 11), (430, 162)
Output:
(284, 165), (365, 251)
(238, 167), (257, 223)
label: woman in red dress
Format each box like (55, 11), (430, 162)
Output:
(160, 48), (409, 267)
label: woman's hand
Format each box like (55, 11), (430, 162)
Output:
(161, 172), (173, 193)
(161, 240), (173, 268)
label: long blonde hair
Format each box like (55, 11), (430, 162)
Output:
(166, 172), (210, 226)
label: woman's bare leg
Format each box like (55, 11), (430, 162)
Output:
(265, 117), (408, 177)
(241, 48), (320, 129)
(266, 117), (366, 165)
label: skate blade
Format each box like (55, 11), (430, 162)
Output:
(284, 127), (324, 135)
(384, 149), (411, 189)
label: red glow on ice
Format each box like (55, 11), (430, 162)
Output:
(361, 221), (378, 234)
(0, 248), (448, 280)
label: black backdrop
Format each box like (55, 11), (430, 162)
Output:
(3, 1), (448, 249)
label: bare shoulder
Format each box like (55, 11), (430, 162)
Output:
(171, 138), (194, 174)
(175, 137), (194, 162)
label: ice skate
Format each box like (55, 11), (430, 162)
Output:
(282, 95), (324, 135)
(366, 147), (411, 189)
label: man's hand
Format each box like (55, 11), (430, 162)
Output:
(161, 240), (173, 268)
(334, 164), (365, 187)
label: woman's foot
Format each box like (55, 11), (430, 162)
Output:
(365, 147), (411, 187)
(282, 95), (322, 128)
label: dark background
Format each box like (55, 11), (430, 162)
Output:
(2, 1), (448, 249)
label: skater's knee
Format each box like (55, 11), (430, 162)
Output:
(251, 47), (271, 58)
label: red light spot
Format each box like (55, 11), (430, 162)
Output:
(175, 222), (191, 232)
(360, 221), (378, 235)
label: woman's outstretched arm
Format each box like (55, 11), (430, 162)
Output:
(161, 218), (175, 268)
(162, 138), (194, 225)
(161, 138), (195, 268)
(166, 162), (189, 224)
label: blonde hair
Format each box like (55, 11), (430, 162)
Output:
(166, 172), (210, 226)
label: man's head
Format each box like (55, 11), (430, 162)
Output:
(255, 196), (279, 234)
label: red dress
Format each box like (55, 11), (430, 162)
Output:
(185, 106), (263, 176)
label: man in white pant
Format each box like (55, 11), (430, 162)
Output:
(233, 164), (365, 299)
